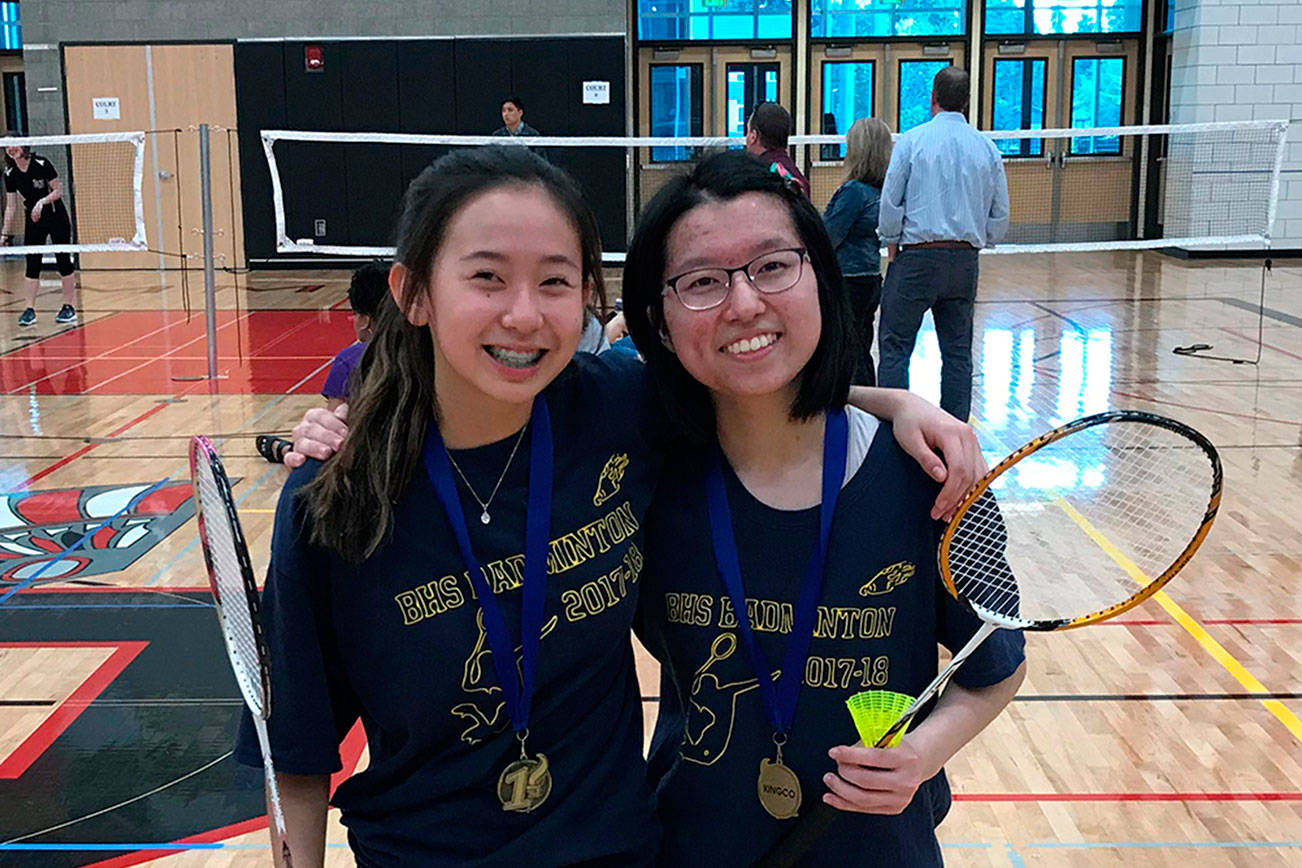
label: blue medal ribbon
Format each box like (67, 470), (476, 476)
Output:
(703, 408), (848, 738)
(423, 398), (553, 739)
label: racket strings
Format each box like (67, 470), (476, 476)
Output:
(948, 420), (1217, 627)
(193, 452), (267, 716)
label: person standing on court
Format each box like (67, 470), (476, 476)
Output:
(2, 143), (80, 328)
(492, 95), (547, 161)
(876, 67), (1009, 421)
(744, 102), (809, 197)
(823, 117), (893, 386)
(492, 95), (540, 139)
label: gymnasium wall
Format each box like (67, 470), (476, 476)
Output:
(1168, 0), (1302, 249)
(234, 36), (628, 261)
(17, 0), (626, 138)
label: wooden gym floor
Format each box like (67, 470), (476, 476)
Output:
(0, 251), (1299, 866)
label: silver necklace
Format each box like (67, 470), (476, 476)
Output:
(445, 421), (529, 525)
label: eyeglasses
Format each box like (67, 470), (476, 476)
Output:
(663, 247), (808, 312)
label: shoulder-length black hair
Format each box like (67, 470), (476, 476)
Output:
(622, 149), (855, 447)
(305, 145), (605, 562)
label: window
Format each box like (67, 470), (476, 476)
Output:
(821, 62), (874, 159)
(810, 0), (964, 38)
(992, 59), (1046, 156)
(637, 0), (792, 41)
(898, 60), (950, 134)
(1164, 0), (1174, 33)
(649, 65), (704, 161)
(3, 72), (25, 134)
(1, 2), (20, 51)
(726, 63), (779, 138)
(985, 0), (1142, 36)
(1070, 57), (1124, 154)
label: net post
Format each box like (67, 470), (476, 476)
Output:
(199, 123), (218, 381)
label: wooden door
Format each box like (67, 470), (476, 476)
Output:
(63, 44), (244, 270)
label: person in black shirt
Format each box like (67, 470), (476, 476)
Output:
(623, 152), (1025, 866)
(492, 95), (546, 161)
(2, 143), (79, 327)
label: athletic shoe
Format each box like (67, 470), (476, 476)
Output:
(55, 304), (77, 324)
(17, 307), (36, 327)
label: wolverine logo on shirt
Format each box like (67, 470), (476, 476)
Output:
(859, 561), (916, 597)
(594, 454), (629, 506)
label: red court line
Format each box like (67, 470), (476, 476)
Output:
(84, 311), (258, 394)
(2, 313), (181, 393)
(80, 818), (268, 868)
(11, 402), (170, 491)
(1107, 390), (1301, 426)
(1109, 618), (1302, 626)
(11, 402), (170, 490)
(14, 585), (211, 594)
(1221, 327), (1302, 362)
(0, 641), (148, 779)
(955, 792), (1302, 802)
(82, 721), (369, 868)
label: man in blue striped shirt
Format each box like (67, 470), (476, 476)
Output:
(876, 66), (1010, 421)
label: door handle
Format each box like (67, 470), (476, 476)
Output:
(158, 170), (172, 180)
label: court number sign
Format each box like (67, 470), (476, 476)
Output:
(93, 97), (121, 120)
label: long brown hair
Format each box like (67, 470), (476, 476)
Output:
(304, 146), (605, 562)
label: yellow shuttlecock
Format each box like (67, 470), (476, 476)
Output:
(845, 690), (915, 748)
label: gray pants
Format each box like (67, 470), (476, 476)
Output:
(877, 247), (979, 421)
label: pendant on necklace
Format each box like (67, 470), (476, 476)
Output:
(481, 510), (491, 525)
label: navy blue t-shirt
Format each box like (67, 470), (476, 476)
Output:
(235, 352), (663, 866)
(637, 421), (1025, 867)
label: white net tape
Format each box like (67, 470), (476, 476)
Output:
(192, 450), (266, 718)
(260, 119), (1286, 260)
(0, 131), (147, 256)
(949, 419), (1216, 628)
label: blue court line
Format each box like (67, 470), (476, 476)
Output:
(0, 842), (351, 851)
(0, 843), (223, 851)
(1004, 843), (1029, 867)
(145, 463), (282, 587)
(0, 477), (171, 608)
(3, 603), (213, 610)
(1026, 841), (1302, 849)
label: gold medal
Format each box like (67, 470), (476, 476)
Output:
(498, 748), (552, 813)
(757, 734), (801, 820)
(757, 758), (801, 820)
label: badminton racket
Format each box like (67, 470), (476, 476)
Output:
(190, 435), (292, 866)
(758, 410), (1222, 866)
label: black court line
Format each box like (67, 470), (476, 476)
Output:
(1029, 301), (1089, 334)
(1220, 297), (1302, 328)
(636, 694), (1302, 705)
(1018, 693), (1302, 702)
(0, 700), (56, 707)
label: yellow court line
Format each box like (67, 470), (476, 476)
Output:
(241, 508), (276, 514)
(1053, 495), (1302, 744)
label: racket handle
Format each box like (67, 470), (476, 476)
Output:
(254, 715), (293, 866)
(755, 802), (839, 867)
(879, 620), (1002, 747)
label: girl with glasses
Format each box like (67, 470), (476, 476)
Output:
(624, 151), (1025, 866)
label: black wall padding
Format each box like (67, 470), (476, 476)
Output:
(234, 36), (627, 265)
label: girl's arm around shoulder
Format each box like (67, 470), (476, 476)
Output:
(847, 387), (986, 520)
